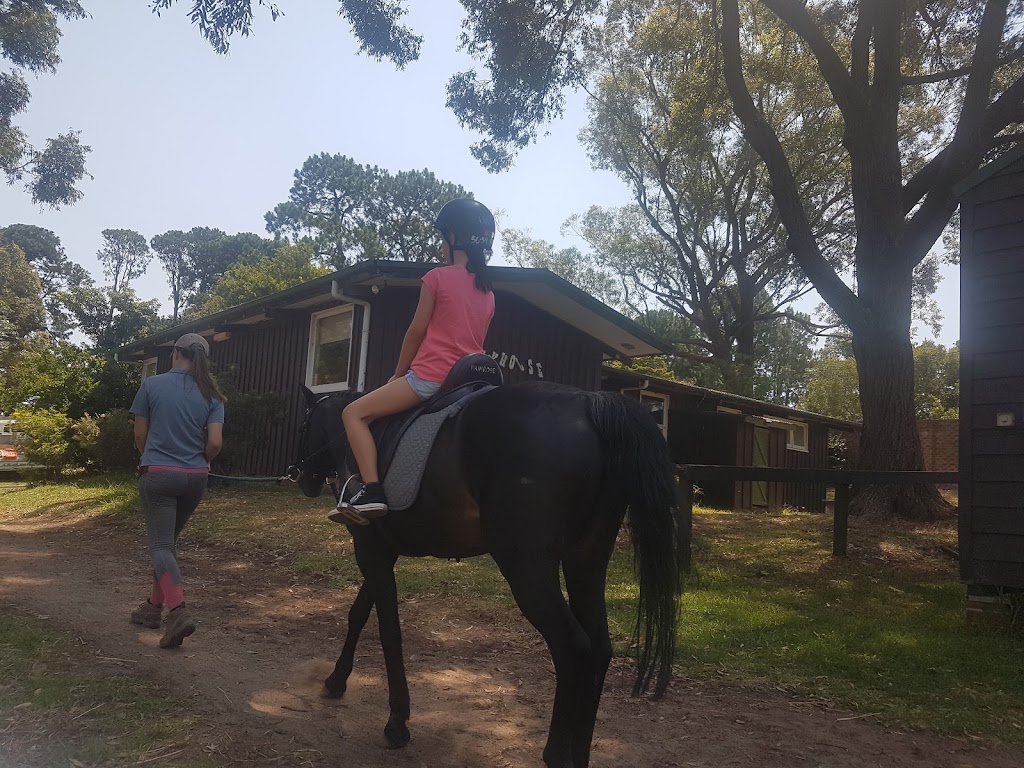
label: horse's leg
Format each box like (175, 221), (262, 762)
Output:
(562, 539), (617, 768)
(493, 555), (589, 768)
(323, 580), (373, 698)
(354, 544), (410, 749)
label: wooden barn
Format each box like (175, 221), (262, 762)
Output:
(118, 259), (852, 509)
(602, 368), (857, 513)
(956, 144), (1024, 594)
(118, 260), (666, 477)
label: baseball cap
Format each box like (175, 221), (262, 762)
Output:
(174, 333), (210, 356)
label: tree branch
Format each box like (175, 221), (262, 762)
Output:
(761, 0), (866, 116)
(901, 43), (1024, 86)
(719, 0), (866, 330)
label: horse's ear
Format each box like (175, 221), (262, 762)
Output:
(301, 385), (317, 405)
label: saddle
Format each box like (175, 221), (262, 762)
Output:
(364, 354), (503, 509)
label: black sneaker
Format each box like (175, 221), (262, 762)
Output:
(328, 483), (388, 525)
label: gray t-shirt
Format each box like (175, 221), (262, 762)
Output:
(130, 368), (225, 468)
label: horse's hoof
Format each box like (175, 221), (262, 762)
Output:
(322, 676), (346, 699)
(384, 718), (410, 749)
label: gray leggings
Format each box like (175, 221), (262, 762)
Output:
(139, 471), (208, 592)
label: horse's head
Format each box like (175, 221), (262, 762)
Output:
(292, 385), (358, 498)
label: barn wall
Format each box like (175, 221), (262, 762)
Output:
(206, 311), (316, 477)
(363, 286), (606, 391)
(960, 156), (1024, 589)
(918, 419), (960, 472)
(779, 424), (829, 513)
(164, 283), (610, 476)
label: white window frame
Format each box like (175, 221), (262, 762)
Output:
(622, 388), (670, 438)
(141, 357), (158, 380)
(763, 416), (810, 452)
(0, 420), (13, 437)
(306, 304), (355, 394)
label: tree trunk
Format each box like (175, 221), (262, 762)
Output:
(850, 299), (952, 521)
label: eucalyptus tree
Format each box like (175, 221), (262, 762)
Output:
(265, 154), (472, 268)
(1, 1), (90, 206)
(162, 0), (1024, 517)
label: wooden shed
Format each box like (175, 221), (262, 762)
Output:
(601, 368), (857, 513)
(118, 260), (666, 477)
(956, 144), (1024, 592)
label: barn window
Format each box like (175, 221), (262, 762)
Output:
(307, 305), (354, 393)
(141, 357), (158, 380)
(621, 388), (670, 438)
(764, 417), (809, 452)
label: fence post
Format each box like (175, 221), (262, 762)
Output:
(677, 469), (694, 575)
(833, 483), (851, 557)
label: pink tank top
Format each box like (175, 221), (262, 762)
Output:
(411, 265), (495, 384)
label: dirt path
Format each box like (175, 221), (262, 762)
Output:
(1, 513), (1018, 768)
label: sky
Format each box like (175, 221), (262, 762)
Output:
(0, 1), (960, 346)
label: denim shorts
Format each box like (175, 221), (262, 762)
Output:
(405, 370), (442, 401)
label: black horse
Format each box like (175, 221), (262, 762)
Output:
(294, 377), (682, 768)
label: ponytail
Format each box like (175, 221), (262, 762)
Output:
(465, 242), (493, 292)
(175, 344), (226, 403)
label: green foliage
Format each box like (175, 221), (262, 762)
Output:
(914, 341), (960, 420)
(571, 1), (850, 398)
(803, 340), (961, 422)
(0, 337), (139, 418)
(606, 356), (675, 379)
(753, 313), (815, 408)
(198, 240), (329, 314)
(0, 243), (45, 347)
(11, 407), (72, 475)
(0, 224), (91, 336)
(64, 285), (162, 355)
(96, 228), (151, 292)
(213, 366), (286, 475)
(72, 409), (137, 473)
(501, 226), (620, 306)
(803, 355), (862, 421)
(151, 227), (273, 318)
(0, 2), (90, 206)
(265, 153), (472, 268)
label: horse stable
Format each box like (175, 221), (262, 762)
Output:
(956, 144), (1024, 599)
(117, 259), (853, 511)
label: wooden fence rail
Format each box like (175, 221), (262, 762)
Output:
(675, 465), (960, 573)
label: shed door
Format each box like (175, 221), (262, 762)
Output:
(752, 427), (770, 507)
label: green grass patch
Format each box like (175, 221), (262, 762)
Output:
(0, 607), (194, 767)
(5, 478), (1023, 744)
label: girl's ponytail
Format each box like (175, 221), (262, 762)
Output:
(465, 241), (493, 292)
(176, 344), (226, 403)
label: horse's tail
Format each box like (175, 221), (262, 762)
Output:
(586, 391), (682, 698)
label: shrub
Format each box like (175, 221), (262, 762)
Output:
(94, 409), (137, 472)
(11, 408), (73, 476)
(71, 409), (137, 473)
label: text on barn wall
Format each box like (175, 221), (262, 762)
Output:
(486, 351), (544, 378)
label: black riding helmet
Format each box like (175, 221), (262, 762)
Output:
(434, 198), (495, 260)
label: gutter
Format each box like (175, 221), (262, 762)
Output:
(331, 280), (371, 392)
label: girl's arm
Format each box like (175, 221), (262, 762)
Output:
(391, 284), (436, 381)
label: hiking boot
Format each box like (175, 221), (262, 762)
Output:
(159, 606), (197, 649)
(130, 600), (162, 629)
(328, 483), (388, 525)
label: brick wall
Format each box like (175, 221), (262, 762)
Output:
(918, 419), (959, 471)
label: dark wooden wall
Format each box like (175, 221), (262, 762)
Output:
(959, 154), (1024, 589)
(363, 286), (605, 390)
(178, 285), (608, 476)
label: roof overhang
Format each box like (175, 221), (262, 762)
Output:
(602, 366), (860, 431)
(118, 260), (670, 360)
